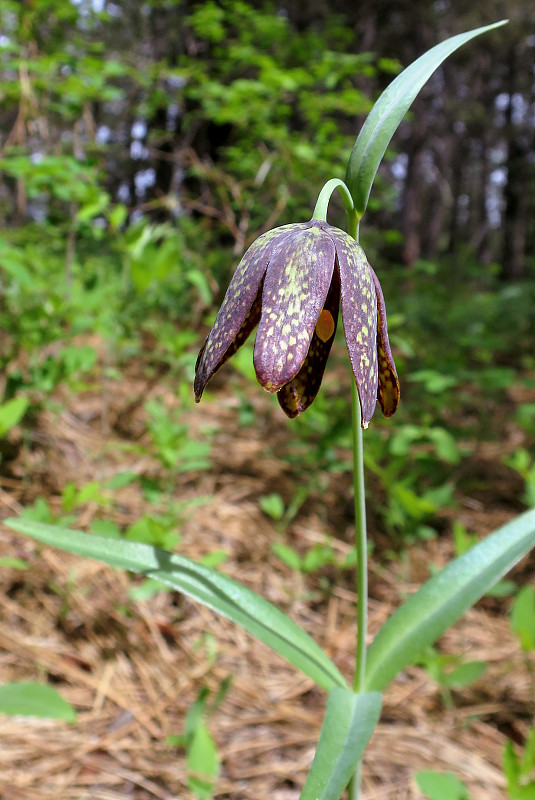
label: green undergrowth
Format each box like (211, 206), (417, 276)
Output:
(2, 244), (534, 553)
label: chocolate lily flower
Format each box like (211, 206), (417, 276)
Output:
(194, 219), (399, 427)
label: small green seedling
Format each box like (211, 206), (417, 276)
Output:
(62, 480), (110, 512)
(506, 450), (535, 508)
(259, 493), (286, 521)
(503, 729), (535, 799)
(417, 646), (487, 707)
(259, 486), (309, 533)
(452, 521), (478, 555)
(146, 399), (211, 473)
(272, 539), (337, 574)
(389, 423), (462, 465)
(167, 679), (232, 799)
(20, 496), (77, 528)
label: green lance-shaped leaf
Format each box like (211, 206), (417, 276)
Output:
(5, 519), (347, 692)
(299, 688), (382, 800)
(0, 682), (76, 723)
(345, 20), (508, 217)
(365, 507), (535, 692)
(187, 722), (219, 799)
(0, 397), (29, 438)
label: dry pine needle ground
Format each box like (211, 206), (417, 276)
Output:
(0, 359), (533, 800)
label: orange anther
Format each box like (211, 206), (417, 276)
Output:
(315, 309), (335, 342)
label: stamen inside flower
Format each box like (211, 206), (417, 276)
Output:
(315, 309), (335, 342)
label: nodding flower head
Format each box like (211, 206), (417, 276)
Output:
(194, 219), (399, 428)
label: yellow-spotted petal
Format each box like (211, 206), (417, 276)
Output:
(326, 226), (378, 427)
(195, 281), (263, 395)
(370, 266), (400, 418)
(254, 221), (335, 392)
(194, 224), (306, 401)
(278, 270), (340, 417)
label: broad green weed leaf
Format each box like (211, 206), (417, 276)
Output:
(504, 739), (521, 786)
(0, 397), (29, 437)
(521, 730), (535, 780)
(259, 492), (285, 520)
(510, 586), (535, 651)
(443, 660), (486, 689)
(503, 742), (535, 800)
(503, 730), (535, 800)
(128, 577), (171, 600)
(185, 687), (210, 744)
(415, 770), (470, 800)
(299, 689), (382, 800)
(0, 682), (76, 723)
(200, 550), (228, 569)
(365, 508), (535, 691)
(345, 21), (507, 216)
(187, 721), (219, 799)
(0, 556), (28, 569)
(509, 784), (535, 799)
(5, 519), (347, 692)
(272, 541), (303, 570)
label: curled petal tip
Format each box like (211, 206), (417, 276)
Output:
(369, 266), (400, 419)
(260, 380), (284, 394)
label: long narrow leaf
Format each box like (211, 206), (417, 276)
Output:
(299, 689), (382, 800)
(365, 508), (535, 692)
(345, 20), (507, 215)
(4, 518), (347, 692)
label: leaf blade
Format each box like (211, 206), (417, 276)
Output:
(0, 397), (29, 437)
(299, 689), (382, 800)
(345, 20), (508, 216)
(187, 722), (219, 799)
(0, 682), (76, 723)
(415, 770), (470, 800)
(365, 508), (535, 691)
(5, 518), (347, 692)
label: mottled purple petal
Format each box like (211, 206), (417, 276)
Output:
(370, 266), (400, 418)
(195, 281), (263, 394)
(254, 221), (335, 392)
(194, 224), (306, 401)
(277, 268), (340, 417)
(326, 225), (378, 428)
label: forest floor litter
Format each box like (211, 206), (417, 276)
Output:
(0, 350), (533, 800)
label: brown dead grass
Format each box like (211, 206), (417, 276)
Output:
(0, 360), (534, 800)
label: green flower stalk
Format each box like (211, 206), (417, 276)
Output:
(194, 219), (400, 427)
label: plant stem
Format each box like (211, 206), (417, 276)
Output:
(346, 377), (368, 800)
(312, 178), (360, 238)
(351, 380), (368, 693)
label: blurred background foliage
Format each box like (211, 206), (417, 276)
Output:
(0, 0), (534, 545)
